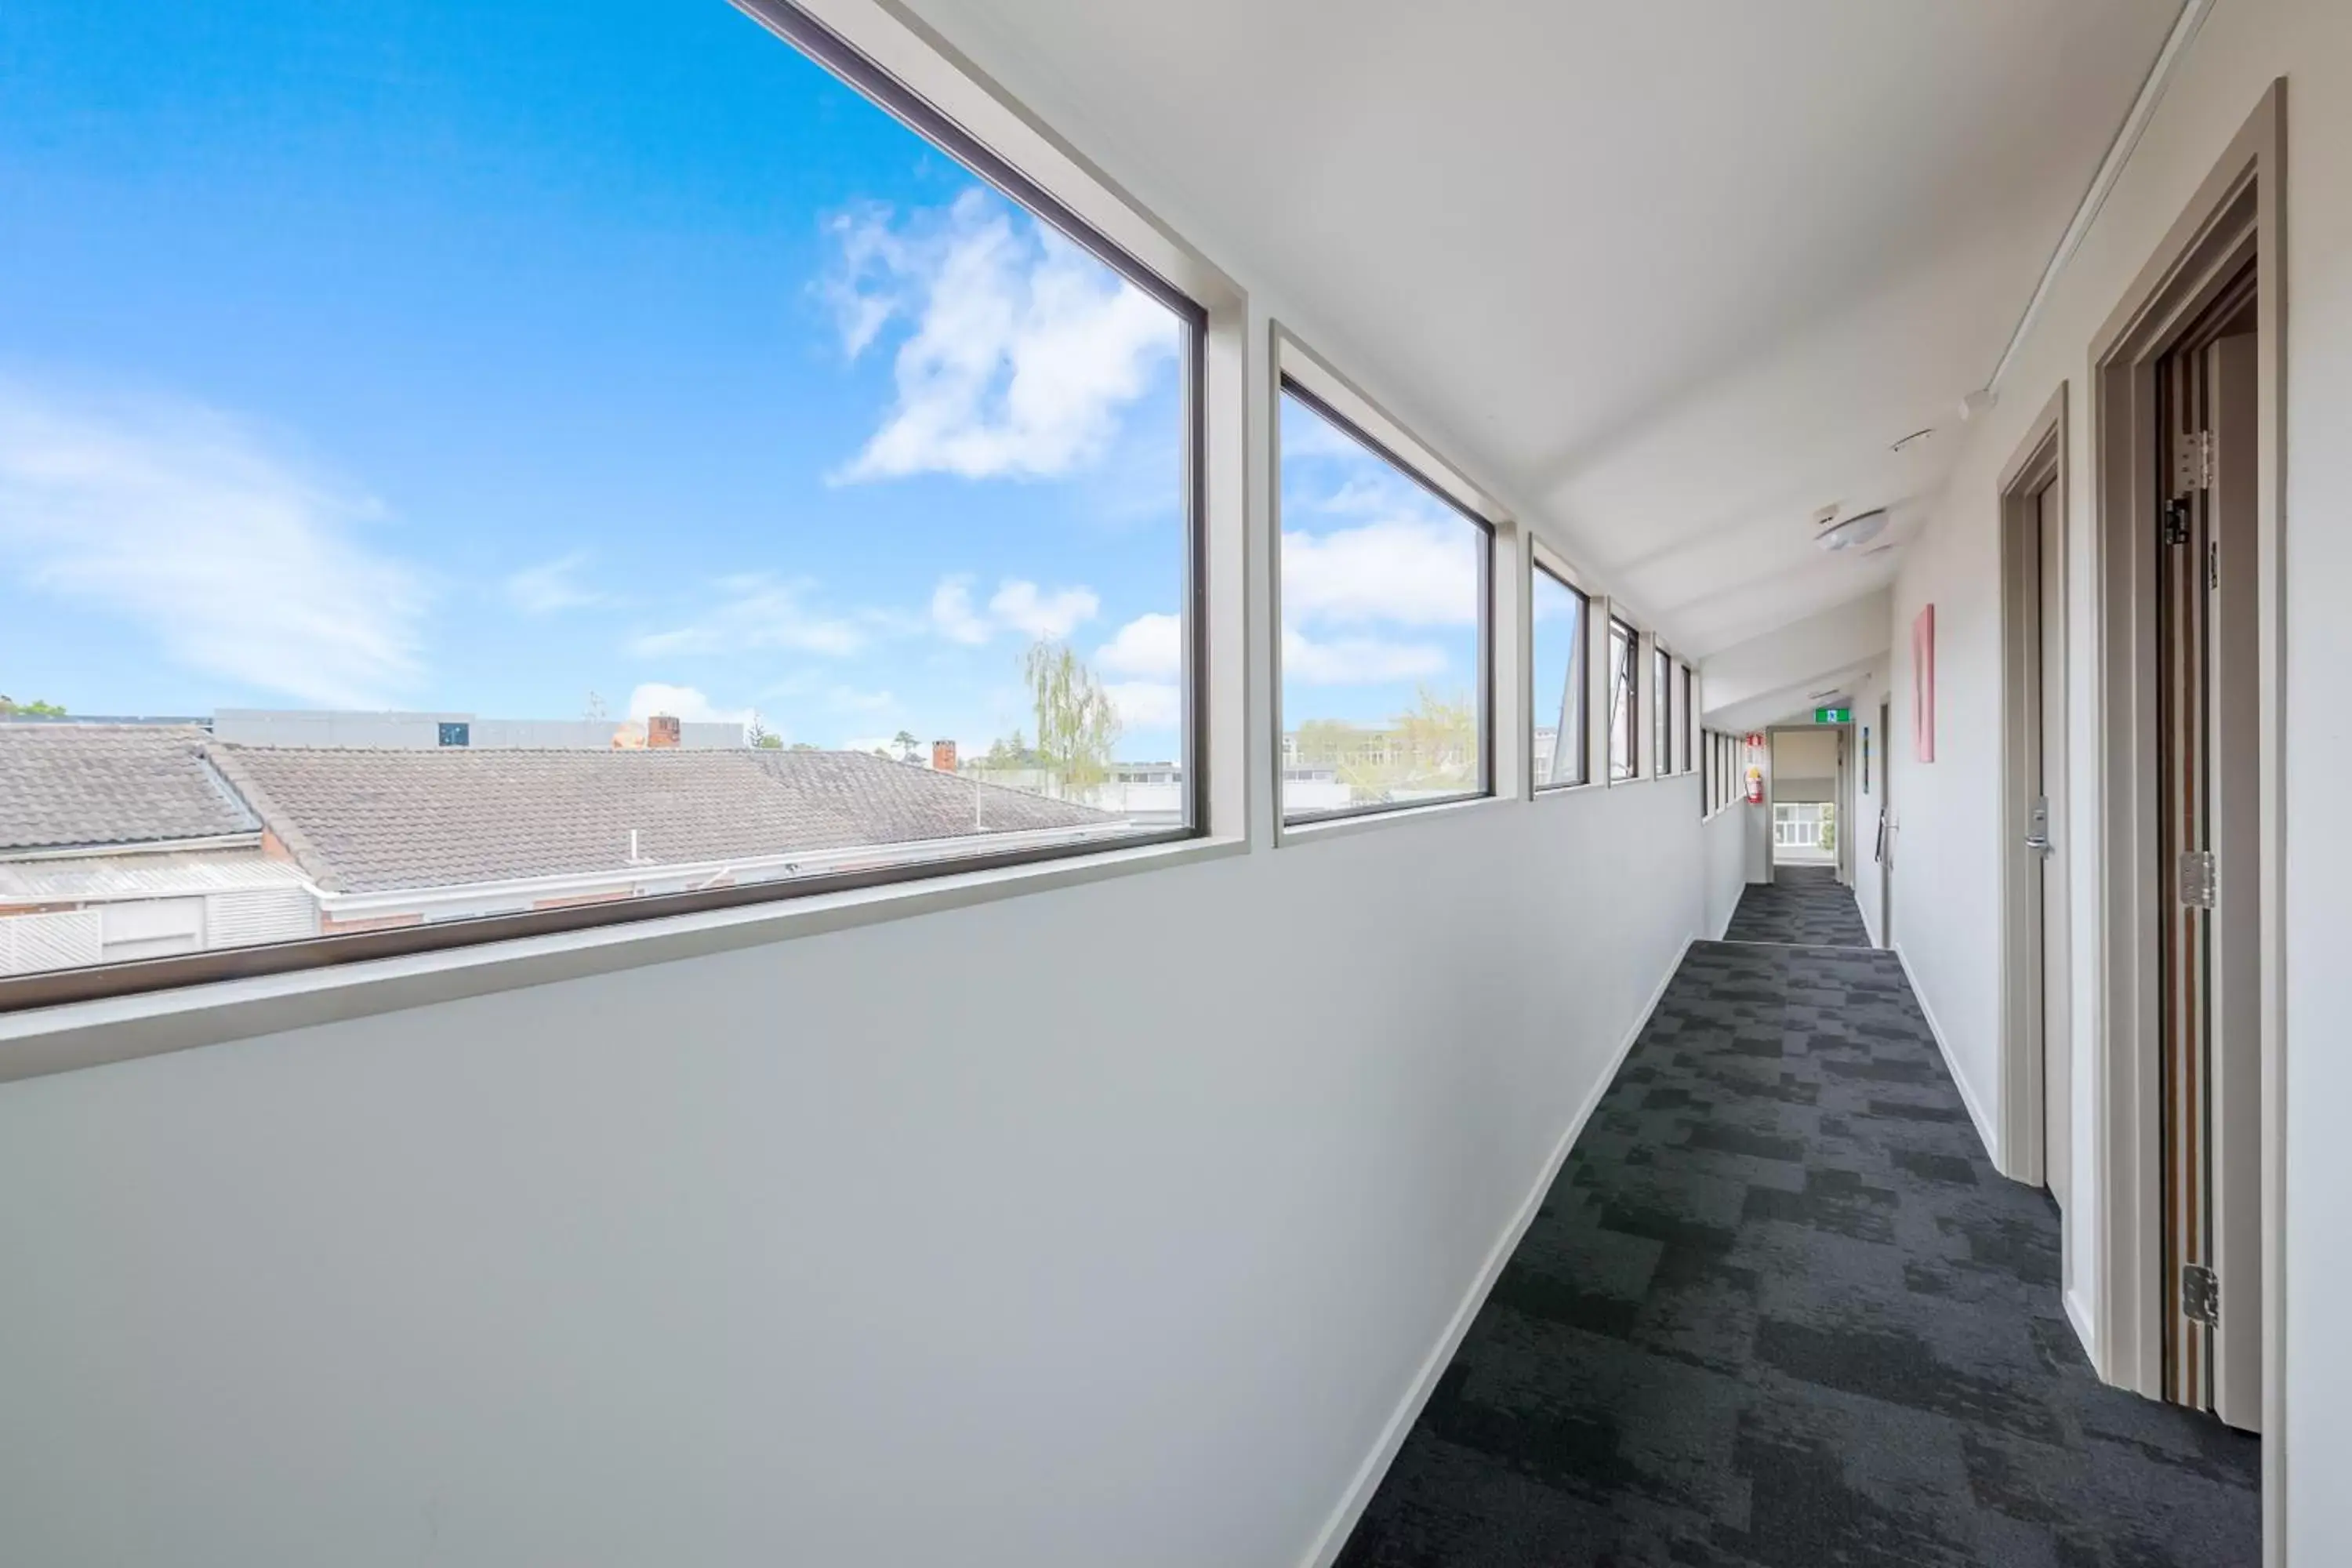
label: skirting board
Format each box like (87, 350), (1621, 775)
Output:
(1893, 941), (2002, 1169)
(1295, 930), (1696, 1568)
(2066, 1284), (2103, 1381)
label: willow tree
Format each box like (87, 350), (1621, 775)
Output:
(1024, 640), (1122, 798)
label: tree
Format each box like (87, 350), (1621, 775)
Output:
(1392, 686), (1476, 789)
(891, 729), (920, 764)
(583, 690), (608, 722)
(746, 711), (784, 750)
(976, 729), (1041, 771)
(788, 741), (819, 752)
(1024, 640), (1120, 797)
(0, 695), (66, 718)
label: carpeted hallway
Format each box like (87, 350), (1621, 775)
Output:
(1722, 864), (1874, 948)
(1334, 939), (2261, 1567)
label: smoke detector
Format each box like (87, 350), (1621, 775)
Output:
(1813, 507), (1889, 553)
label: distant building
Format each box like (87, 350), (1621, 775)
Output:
(212, 708), (747, 750)
(0, 725), (1127, 975)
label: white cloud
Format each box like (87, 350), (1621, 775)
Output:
(927, 573), (1098, 645)
(1281, 517), (1482, 628)
(1281, 627), (1450, 686)
(1104, 680), (1181, 730)
(928, 577), (993, 645)
(505, 551), (606, 615)
(629, 574), (869, 659)
(825, 190), (1179, 482)
(626, 682), (751, 725)
(0, 380), (425, 707)
(988, 579), (1098, 641)
(1097, 612), (1183, 679)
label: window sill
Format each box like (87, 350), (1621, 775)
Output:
(0, 833), (1250, 1085)
(1532, 779), (1605, 801)
(1277, 791), (1508, 848)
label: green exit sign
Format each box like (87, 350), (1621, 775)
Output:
(1814, 706), (1851, 724)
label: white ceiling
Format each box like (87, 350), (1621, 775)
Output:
(899, 0), (2182, 659)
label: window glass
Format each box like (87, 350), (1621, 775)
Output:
(1680, 665), (1694, 774)
(1607, 619), (1638, 781)
(0, 0), (1199, 991)
(1653, 648), (1671, 779)
(1277, 385), (1488, 822)
(1530, 561), (1586, 789)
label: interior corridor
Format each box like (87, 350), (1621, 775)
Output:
(1337, 918), (2260, 1567)
(1720, 866), (1873, 949)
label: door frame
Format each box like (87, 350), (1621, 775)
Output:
(2086, 79), (2284, 1525)
(1997, 386), (2071, 1197)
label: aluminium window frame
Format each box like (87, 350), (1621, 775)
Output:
(1528, 540), (1594, 794)
(1652, 644), (1672, 779)
(0, 0), (1231, 1022)
(1271, 331), (1504, 836)
(1606, 615), (1640, 782)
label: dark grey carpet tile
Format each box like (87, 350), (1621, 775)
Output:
(1335, 942), (2259, 1568)
(1722, 864), (1875, 948)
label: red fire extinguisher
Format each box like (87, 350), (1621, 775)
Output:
(1745, 764), (1766, 805)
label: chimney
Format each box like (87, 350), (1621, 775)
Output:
(931, 738), (957, 771)
(647, 714), (681, 749)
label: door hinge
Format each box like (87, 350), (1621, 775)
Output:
(2180, 850), (2217, 909)
(2183, 1263), (2220, 1327)
(2162, 498), (2193, 546)
(2173, 429), (2215, 494)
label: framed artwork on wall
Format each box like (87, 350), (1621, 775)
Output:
(1911, 604), (1936, 762)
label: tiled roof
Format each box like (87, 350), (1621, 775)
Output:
(0, 724), (259, 853)
(205, 744), (1116, 894)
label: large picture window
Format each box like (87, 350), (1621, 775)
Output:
(1276, 381), (1490, 823)
(1607, 618), (1639, 782)
(0, 0), (1203, 1002)
(1530, 557), (1588, 789)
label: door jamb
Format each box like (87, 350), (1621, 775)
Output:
(2086, 80), (2284, 1544)
(1997, 387), (2069, 1196)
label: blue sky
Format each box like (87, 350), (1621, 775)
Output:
(2, 0), (1474, 759)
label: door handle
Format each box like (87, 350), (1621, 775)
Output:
(2024, 833), (2053, 855)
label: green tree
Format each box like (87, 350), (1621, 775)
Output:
(0, 695), (67, 718)
(891, 728), (920, 764)
(1392, 686), (1476, 789)
(1024, 640), (1121, 797)
(746, 711), (785, 750)
(977, 729), (1041, 771)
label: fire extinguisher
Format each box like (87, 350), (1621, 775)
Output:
(1745, 764), (1765, 805)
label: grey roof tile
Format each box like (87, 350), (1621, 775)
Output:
(204, 744), (1116, 894)
(0, 724), (258, 853)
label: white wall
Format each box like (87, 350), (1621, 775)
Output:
(1886, 0), (2351, 1552)
(0, 778), (1705, 1564)
(1704, 794), (1748, 939)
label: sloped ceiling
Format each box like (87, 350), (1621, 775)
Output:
(898, 0), (2183, 662)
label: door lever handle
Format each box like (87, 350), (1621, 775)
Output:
(2024, 833), (2053, 855)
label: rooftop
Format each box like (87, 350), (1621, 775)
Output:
(0, 724), (259, 855)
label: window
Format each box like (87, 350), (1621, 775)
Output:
(1773, 802), (1838, 853)
(1652, 647), (1672, 779)
(1276, 379), (1490, 824)
(1680, 665), (1694, 775)
(1530, 557), (1587, 789)
(0, 0), (1206, 1003)
(1607, 619), (1639, 781)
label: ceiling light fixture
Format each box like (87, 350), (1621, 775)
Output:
(1813, 506), (1889, 553)
(1891, 428), (1934, 452)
